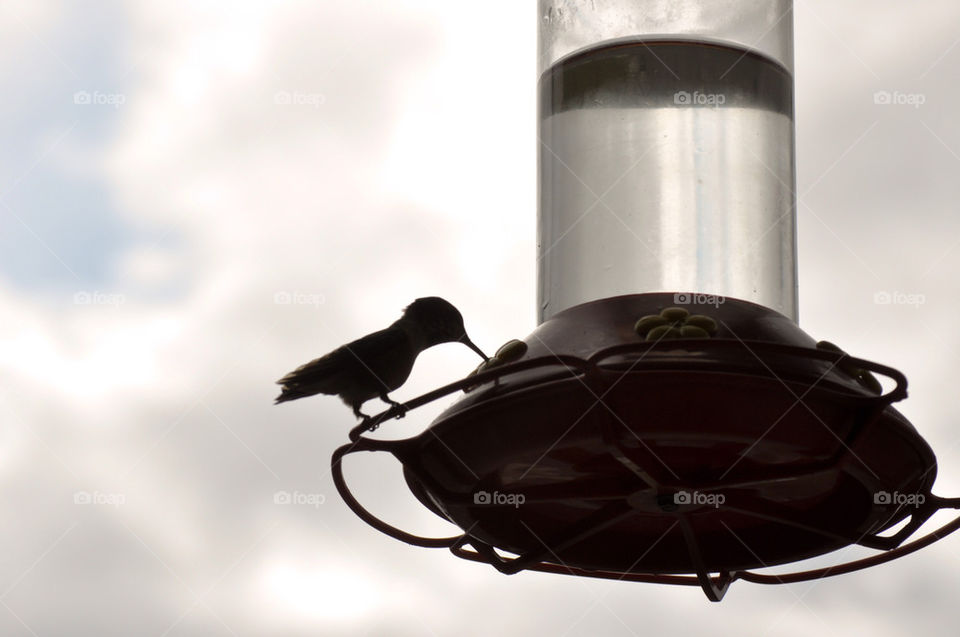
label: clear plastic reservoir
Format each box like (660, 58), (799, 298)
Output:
(538, 1), (797, 322)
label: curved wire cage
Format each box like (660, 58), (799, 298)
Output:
(331, 306), (960, 602)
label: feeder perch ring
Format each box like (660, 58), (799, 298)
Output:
(330, 294), (956, 601)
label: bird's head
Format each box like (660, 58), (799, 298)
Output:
(403, 297), (488, 360)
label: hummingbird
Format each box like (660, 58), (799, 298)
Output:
(275, 297), (488, 420)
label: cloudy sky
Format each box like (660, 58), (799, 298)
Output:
(2, 1), (960, 635)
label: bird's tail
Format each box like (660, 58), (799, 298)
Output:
(274, 389), (308, 404)
(273, 354), (341, 404)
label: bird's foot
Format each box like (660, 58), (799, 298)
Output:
(379, 394), (407, 420)
(358, 414), (380, 433)
(387, 401), (407, 420)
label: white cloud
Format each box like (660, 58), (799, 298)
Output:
(0, 0), (56, 72)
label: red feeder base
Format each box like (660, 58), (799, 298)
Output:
(332, 294), (958, 600)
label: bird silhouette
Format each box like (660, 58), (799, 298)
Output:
(275, 297), (488, 420)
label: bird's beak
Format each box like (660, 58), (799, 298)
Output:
(460, 334), (489, 361)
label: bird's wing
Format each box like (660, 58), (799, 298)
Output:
(275, 328), (409, 402)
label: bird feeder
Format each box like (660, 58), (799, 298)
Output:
(331, 0), (960, 600)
